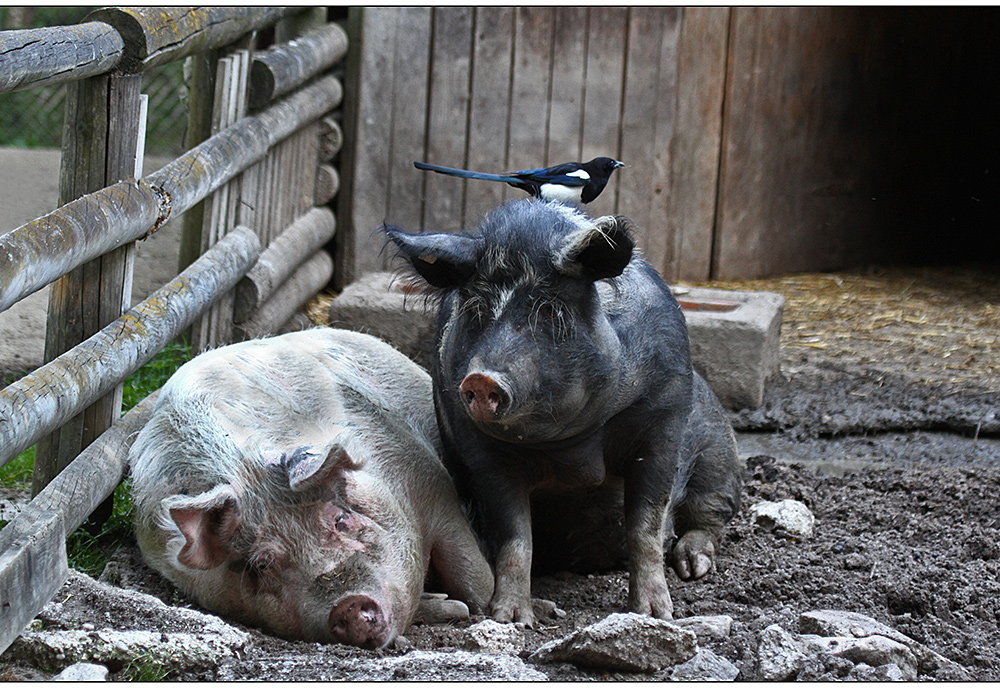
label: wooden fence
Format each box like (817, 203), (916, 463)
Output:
(0, 7), (346, 653)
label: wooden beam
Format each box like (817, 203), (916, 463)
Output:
(667, 7), (731, 282)
(233, 207), (336, 323)
(0, 181), (160, 315)
(317, 116), (343, 162)
(249, 23), (349, 109)
(148, 75), (341, 222)
(86, 6), (298, 71)
(235, 250), (333, 341)
(0, 510), (67, 655)
(313, 164), (340, 206)
(0, 228), (260, 469)
(0, 22), (124, 93)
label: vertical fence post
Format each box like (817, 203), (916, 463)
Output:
(31, 72), (144, 503)
(177, 49), (219, 276)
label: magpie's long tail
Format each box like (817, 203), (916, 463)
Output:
(414, 161), (514, 183)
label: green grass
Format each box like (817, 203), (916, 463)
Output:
(1, 339), (192, 575)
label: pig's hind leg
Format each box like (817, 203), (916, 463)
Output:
(670, 425), (742, 581)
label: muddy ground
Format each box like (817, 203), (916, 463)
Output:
(3, 264), (999, 681)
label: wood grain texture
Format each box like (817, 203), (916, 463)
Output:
(423, 7), (474, 232)
(235, 249), (333, 340)
(87, 6), (297, 71)
(250, 22), (348, 109)
(713, 7), (890, 279)
(0, 391), (158, 656)
(464, 6), (515, 223)
(234, 207), (336, 322)
(0, 22), (124, 93)
(667, 7), (730, 282)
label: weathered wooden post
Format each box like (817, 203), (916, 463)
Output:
(32, 72), (144, 502)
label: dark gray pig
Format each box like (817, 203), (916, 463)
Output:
(385, 199), (742, 626)
(129, 328), (493, 648)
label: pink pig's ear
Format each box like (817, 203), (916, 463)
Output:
(167, 485), (240, 570)
(287, 442), (360, 493)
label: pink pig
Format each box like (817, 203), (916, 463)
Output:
(129, 328), (493, 648)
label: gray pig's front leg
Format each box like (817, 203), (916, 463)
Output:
(623, 420), (686, 620)
(476, 478), (535, 627)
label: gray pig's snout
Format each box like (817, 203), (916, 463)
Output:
(460, 373), (510, 421)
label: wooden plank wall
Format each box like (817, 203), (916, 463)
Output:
(340, 7), (998, 286)
(711, 7), (897, 279)
(337, 7), (688, 288)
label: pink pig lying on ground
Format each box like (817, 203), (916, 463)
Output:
(129, 328), (493, 648)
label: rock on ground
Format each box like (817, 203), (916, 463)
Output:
(463, 619), (525, 654)
(750, 498), (815, 538)
(52, 662), (109, 681)
(664, 648), (740, 681)
(531, 612), (698, 672)
(756, 609), (972, 681)
(216, 649), (548, 681)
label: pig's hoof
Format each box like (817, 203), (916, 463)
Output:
(532, 598), (566, 620)
(414, 595), (471, 625)
(629, 586), (674, 620)
(672, 529), (716, 580)
(490, 597), (535, 627)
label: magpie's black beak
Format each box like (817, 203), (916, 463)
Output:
(613, 160), (625, 168)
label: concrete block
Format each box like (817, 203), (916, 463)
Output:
(676, 286), (784, 409)
(328, 273), (783, 409)
(327, 272), (437, 369)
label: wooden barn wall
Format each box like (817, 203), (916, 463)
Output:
(336, 7), (690, 288)
(712, 7), (899, 279)
(337, 7), (1000, 288)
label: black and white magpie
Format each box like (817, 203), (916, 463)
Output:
(414, 157), (625, 205)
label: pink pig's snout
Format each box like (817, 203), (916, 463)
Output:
(460, 372), (510, 422)
(329, 595), (391, 649)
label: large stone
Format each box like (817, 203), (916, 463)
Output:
(678, 286), (784, 409)
(799, 609), (968, 678)
(52, 662), (109, 681)
(758, 616), (932, 681)
(673, 614), (733, 640)
(531, 612), (698, 672)
(327, 272), (437, 368)
(757, 624), (815, 681)
(666, 648), (740, 681)
(749, 499), (815, 538)
(216, 649), (548, 681)
(464, 619), (525, 654)
(8, 628), (247, 675)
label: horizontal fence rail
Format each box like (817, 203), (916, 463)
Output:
(0, 227), (260, 469)
(0, 22), (125, 93)
(0, 390), (160, 654)
(86, 6), (299, 72)
(234, 206), (336, 322)
(249, 22), (349, 109)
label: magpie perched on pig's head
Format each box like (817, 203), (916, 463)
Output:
(413, 157), (625, 206)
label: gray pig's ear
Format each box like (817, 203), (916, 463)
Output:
(167, 485), (240, 570)
(554, 215), (635, 281)
(286, 443), (360, 493)
(382, 224), (479, 289)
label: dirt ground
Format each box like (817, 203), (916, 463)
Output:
(3, 264), (999, 681)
